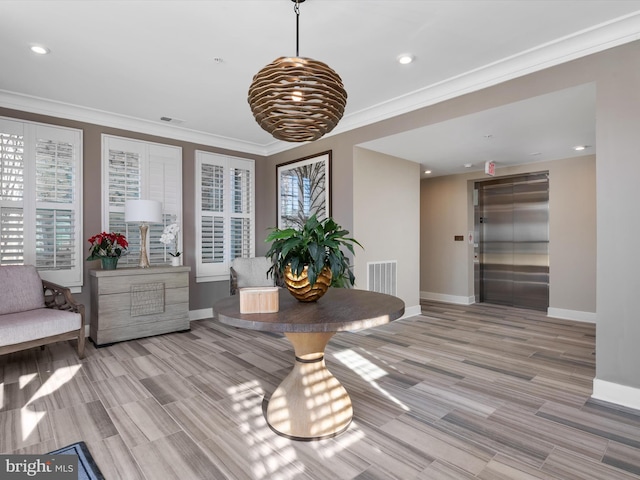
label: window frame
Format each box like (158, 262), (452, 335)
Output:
(101, 135), (182, 267)
(0, 116), (83, 288)
(195, 150), (255, 282)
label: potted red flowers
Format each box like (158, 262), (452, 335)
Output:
(87, 232), (128, 270)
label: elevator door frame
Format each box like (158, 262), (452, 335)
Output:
(474, 172), (550, 311)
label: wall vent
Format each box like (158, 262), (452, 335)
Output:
(367, 261), (397, 296)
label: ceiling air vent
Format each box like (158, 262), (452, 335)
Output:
(160, 116), (185, 125)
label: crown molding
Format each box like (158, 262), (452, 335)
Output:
(0, 90), (271, 156)
(326, 11), (640, 140)
(2, 11), (640, 158)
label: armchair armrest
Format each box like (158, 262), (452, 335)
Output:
(40, 279), (86, 358)
(42, 280), (85, 318)
(230, 267), (239, 296)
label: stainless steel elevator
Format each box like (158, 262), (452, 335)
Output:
(474, 172), (549, 311)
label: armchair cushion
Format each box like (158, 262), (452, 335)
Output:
(0, 309), (82, 346)
(0, 265), (45, 315)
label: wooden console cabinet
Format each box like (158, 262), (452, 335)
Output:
(89, 266), (190, 346)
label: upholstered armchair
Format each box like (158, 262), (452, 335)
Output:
(229, 257), (277, 295)
(0, 265), (85, 358)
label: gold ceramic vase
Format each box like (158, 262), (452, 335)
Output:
(284, 265), (332, 302)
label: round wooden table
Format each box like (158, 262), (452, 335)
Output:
(213, 288), (405, 441)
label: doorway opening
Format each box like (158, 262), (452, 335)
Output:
(474, 172), (549, 311)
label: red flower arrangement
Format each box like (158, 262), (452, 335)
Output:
(86, 232), (128, 260)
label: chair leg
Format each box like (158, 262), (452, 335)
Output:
(77, 331), (86, 359)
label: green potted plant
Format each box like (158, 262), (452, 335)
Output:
(265, 214), (362, 302)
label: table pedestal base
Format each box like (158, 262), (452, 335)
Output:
(265, 332), (353, 441)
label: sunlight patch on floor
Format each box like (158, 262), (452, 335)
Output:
(334, 349), (409, 411)
(22, 364), (81, 441)
(228, 381), (301, 479)
(28, 365), (81, 403)
(20, 405), (45, 441)
(334, 350), (387, 382)
(19, 373), (37, 389)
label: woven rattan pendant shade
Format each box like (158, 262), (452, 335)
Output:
(248, 56), (347, 142)
(247, 1), (347, 143)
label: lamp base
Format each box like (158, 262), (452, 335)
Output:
(138, 223), (151, 268)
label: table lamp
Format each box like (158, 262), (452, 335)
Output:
(124, 199), (163, 268)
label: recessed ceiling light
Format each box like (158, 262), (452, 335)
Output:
(573, 145), (589, 151)
(529, 152), (542, 156)
(30, 45), (50, 55)
(464, 163), (473, 168)
(397, 54), (414, 65)
(424, 170), (432, 175)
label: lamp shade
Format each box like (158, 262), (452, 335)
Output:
(124, 200), (162, 223)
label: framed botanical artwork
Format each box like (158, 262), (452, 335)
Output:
(277, 151), (331, 229)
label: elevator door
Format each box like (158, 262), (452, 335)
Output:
(476, 172), (549, 311)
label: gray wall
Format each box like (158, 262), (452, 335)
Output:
(353, 148), (420, 309)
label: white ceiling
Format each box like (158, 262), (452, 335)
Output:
(1, 1), (640, 171)
(361, 82), (596, 177)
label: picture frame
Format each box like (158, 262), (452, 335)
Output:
(277, 151), (331, 229)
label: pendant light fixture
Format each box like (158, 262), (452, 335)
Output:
(248, 0), (347, 143)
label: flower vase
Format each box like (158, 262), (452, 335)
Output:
(101, 257), (118, 270)
(171, 256), (181, 267)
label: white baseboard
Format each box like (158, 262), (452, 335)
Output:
(547, 307), (596, 324)
(420, 292), (475, 305)
(189, 308), (213, 321)
(592, 379), (640, 411)
(400, 305), (422, 320)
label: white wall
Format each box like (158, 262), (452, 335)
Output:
(594, 44), (640, 400)
(353, 147), (421, 314)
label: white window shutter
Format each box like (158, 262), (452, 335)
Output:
(0, 118), (82, 286)
(34, 137), (77, 272)
(0, 123), (25, 265)
(33, 125), (82, 286)
(148, 144), (182, 263)
(229, 162), (254, 261)
(195, 151), (254, 282)
(0, 207), (23, 264)
(104, 137), (143, 267)
(103, 135), (182, 267)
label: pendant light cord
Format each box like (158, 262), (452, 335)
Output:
(294, 0), (300, 57)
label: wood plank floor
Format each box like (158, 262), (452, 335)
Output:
(2, 300), (640, 479)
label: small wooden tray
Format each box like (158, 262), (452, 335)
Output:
(239, 287), (279, 314)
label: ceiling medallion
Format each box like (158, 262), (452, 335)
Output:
(248, 0), (347, 143)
